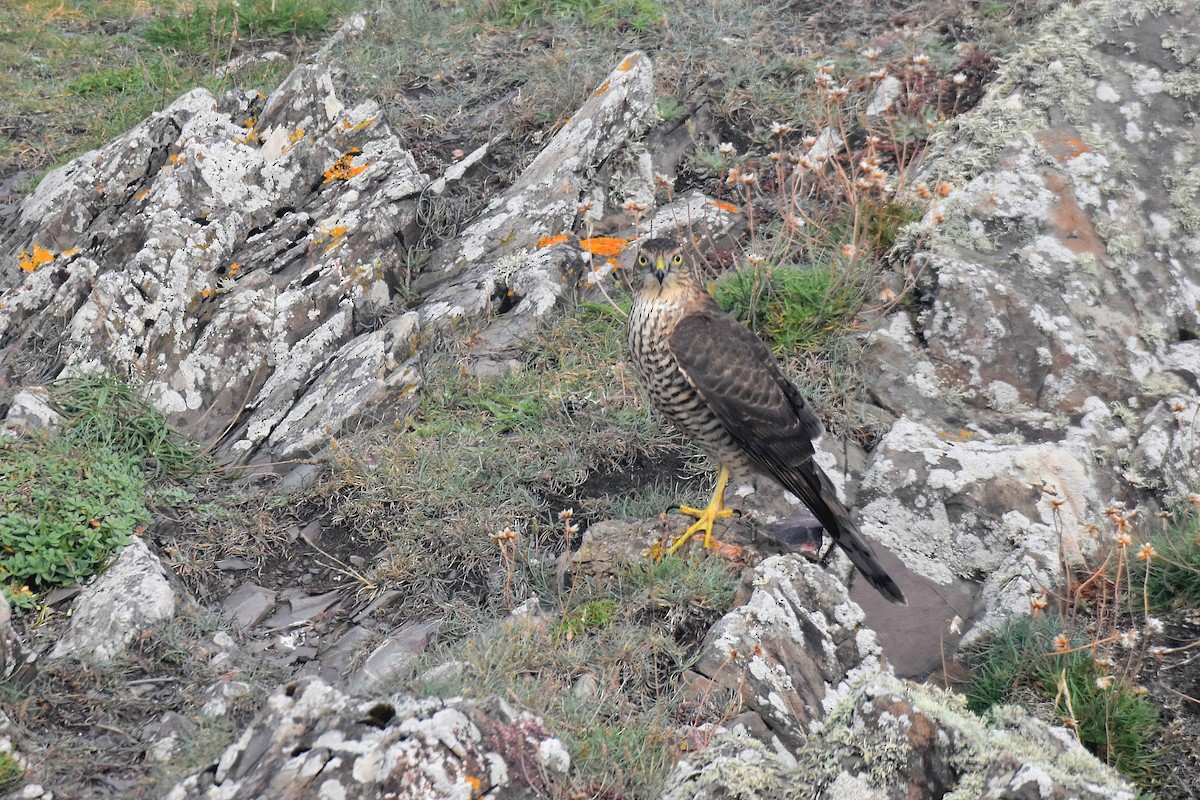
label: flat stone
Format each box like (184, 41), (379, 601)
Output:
(347, 618), (441, 694)
(222, 583), (277, 629)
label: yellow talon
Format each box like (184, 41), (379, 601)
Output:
(666, 466), (733, 553)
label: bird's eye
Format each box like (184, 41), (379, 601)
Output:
(672, 253), (683, 265)
(637, 255), (649, 266)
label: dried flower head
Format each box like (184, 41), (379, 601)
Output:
(1137, 543), (1157, 561)
(1053, 633), (1070, 654)
(1117, 629), (1139, 649)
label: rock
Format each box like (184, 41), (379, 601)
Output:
(0, 61), (428, 464)
(857, 416), (1109, 641)
(0, 592), (22, 681)
(49, 536), (178, 663)
(689, 555), (884, 750)
(0, 387), (59, 439)
(165, 677), (570, 800)
(664, 677), (1135, 800)
(793, 676), (1137, 799)
(414, 51), (658, 323)
(222, 582), (278, 629)
(347, 619), (441, 695)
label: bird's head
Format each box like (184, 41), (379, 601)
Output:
(633, 238), (689, 293)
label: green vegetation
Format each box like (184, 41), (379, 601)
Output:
(0, 374), (202, 610)
(715, 262), (864, 352)
(143, 0), (350, 54)
(1128, 509), (1200, 612)
(0, 751), (23, 789)
(487, 0), (664, 32)
(963, 614), (1162, 791)
(414, 553), (740, 797)
(0, 0), (350, 177)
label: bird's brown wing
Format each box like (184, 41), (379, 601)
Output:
(667, 309), (823, 472)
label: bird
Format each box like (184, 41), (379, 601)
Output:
(626, 237), (905, 604)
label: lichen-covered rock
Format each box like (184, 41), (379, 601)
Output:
(689, 555), (884, 751)
(663, 676), (1136, 800)
(795, 676), (1136, 800)
(0, 61), (427, 464)
(0, 387), (59, 439)
(856, 415), (1109, 640)
(165, 678), (570, 800)
(414, 51), (658, 324)
(910, 0), (1200, 417)
(48, 536), (178, 662)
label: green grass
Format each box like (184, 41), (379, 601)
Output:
(0, 0), (349, 178)
(715, 262), (864, 352)
(0, 374), (204, 610)
(0, 751), (21, 789)
(963, 614), (1162, 791)
(1127, 510), (1200, 612)
(487, 0), (665, 32)
(143, 0), (350, 54)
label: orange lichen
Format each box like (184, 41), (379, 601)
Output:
(595, 80), (610, 95)
(135, 189), (151, 201)
(580, 236), (627, 257)
(289, 129), (305, 143)
(60, 247), (78, 258)
(323, 149), (369, 182)
(18, 244), (54, 272)
(167, 152), (185, 165)
(710, 200), (740, 214)
(228, 262), (241, 277)
(618, 53), (639, 72)
(200, 288), (214, 298)
(465, 776), (482, 797)
(537, 233), (571, 248)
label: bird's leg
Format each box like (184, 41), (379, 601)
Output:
(669, 466), (734, 553)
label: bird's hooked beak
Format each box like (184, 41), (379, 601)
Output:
(652, 255), (669, 284)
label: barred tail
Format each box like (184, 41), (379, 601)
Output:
(784, 461), (906, 605)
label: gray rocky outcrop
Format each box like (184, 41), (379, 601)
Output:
(165, 677), (571, 800)
(855, 0), (1200, 642)
(662, 675), (1137, 800)
(687, 555), (884, 752)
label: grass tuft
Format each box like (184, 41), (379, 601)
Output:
(962, 614), (1162, 790)
(413, 552), (740, 798)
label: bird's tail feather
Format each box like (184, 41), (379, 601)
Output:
(784, 462), (906, 605)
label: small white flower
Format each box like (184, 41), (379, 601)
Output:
(953, 72), (967, 85)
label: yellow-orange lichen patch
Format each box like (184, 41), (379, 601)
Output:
(537, 233), (571, 248)
(323, 149), (369, 183)
(710, 200), (741, 214)
(618, 53), (640, 72)
(580, 236), (627, 257)
(18, 245), (54, 272)
(60, 247), (78, 258)
(595, 80), (610, 95)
